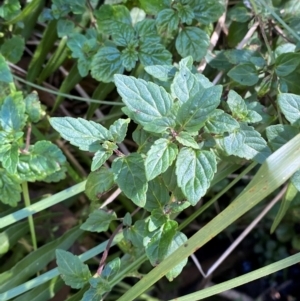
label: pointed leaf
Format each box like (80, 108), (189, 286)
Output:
(176, 148), (217, 205)
(24, 91), (43, 123)
(0, 54), (13, 83)
(112, 153), (148, 207)
(145, 138), (178, 180)
(148, 209), (168, 232)
(0, 142), (19, 174)
(176, 85), (222, 132)
(275, 52), (300, 77)
(50, 117), (112, 151)
(144, 65), (177, 81)
(56, 249), (91, 289)
(102, 258), (121, 281)
(156, 8), (180, 33)
(227, 90), (248, 118)
(228, 63), (259, 86)
(0, 169), (21, 206)
(109, 118), (130, 143)
(91, 148), (113, 171)
(175, 131), (199, 149)
(278, 93), (300, 126)
(80, 209), (117, 233)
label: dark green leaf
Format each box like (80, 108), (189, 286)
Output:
(204, 109), (240, 134)
(91, 47), (124, 83)
(275, 52), (300, 77)
(0, 93), (26, 132)
(56, 249), (91, 289)
(156, 9), (180, 33)
(123, 212), (132, 226)
(145, 220), (177, 266)
(176, 148), (217, 205)
(145, 138), (178, 180)
(24, 91), (42, 123)
(175, 3), (194, 24)
(176, 26), (210, 61)
(0, 169), (21, 206)
(85, 167), (115, 202)
(228, 63), (259, 86)
(0, 54), (13, 83)
(80, 209), (117, 233)
(112, 153), (148, 207)
(67, 33), (86, 59)
(0, 36), (24, 63)
(278, 93), (300, 126)
(227, 4), (252, 22)
(176, 85), (222, 132)
(148, 209), (168, 232)
(50, 117), (112, 151)
(175, 131), (199, 149)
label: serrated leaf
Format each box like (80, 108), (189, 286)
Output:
(228, 63), (259, 86)
(24, 91), (43, 123)
(91, 46), (124, 83)
(204, 109), (240, 134)
(226, 124), (271, 163)
(275, 52), (300, 77)
(85, 167), (115, 201)
(0, 142), (19, 174)
(176, 85), (222, 132)
(56, 249), (91, 289)
(124, 220), (146, 248)
(50, 117), (112, 151)
(82, 287), (103, 301)
(135, 19), (161, 43)
(114, 75), (175, 133)
(244, 110), (262, 123)
(0, 36), (24, 63)
(112, 153), (148, 207)
(96, 4), (131, 34)
(145, 220), (177, 266)
(148, 209), (168, 232)
(132, 126), (155, 154)
(102, 257), (121, 280)
(0, 93), (26, 132)
(67, 33), (86, 59)
(138, 41), (172, 66)
(175, 3), (194, 24)
(109, 118), (130, 143)
(176, 148), (217, 205)
(176, 26), (210, 61)
(0, 54), (13, 83)
(156, 8), (180, 33)
(144, 65), (177, 81)
(191, 0), (225, 24)
(278, 93), (300, 126)
(220, 130), (245, 155)
(17, 141), (66, 182)
(165, 232), (188, 281)
(139, 0), (170, 15)
(145, 178), (169, 212)
(57, 19), (75, 38)
(145, 138), (178, 180)
(227, 90), (248, 118)
(175, 131), (199, 149)
(121, 46), (139, 71)
(171, 65), (202, 104)
(0, 169), (21, 206)
(80, 209), (117, 233)
(91, 148), (113, 171)
(266, 124), (298, 151)
(112, 23), (136, 47)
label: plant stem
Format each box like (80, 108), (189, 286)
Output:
(22, 182), (38, 251)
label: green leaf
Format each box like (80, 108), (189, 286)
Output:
(278, 93), (300, 126)
(228, 4), (252, 22)
(85, 167), (115, 202)
(67, 33), (86, 59)
(175, 26), (210, 61)
(156, 9), (180, 33)
(121, 46), (139, 71)
(123, 212), (132, 226)
(228, 63), (259, 86)
(271, 182), (298, 233)
(114, 75), (175, 133)
(148, 209), (168, 232)
(17, 141), (66, 182)
(176, 85), (222, 132)
(0, 169), (21, 206)
(145, 138), (178, 180)
(80, 209), (117, 233)
(109, 118), (130, 143)
(165, 232), (188, 281)
(176, 148), (217, 205)
(171, 65), (202, 105)
(91, 47), (124, 83)
(144, 65), (177, 81)
(56, 249), (91, 289)
(95, 4), (132, 34)
(82, 287), (103, 301)
(145, 220), (177, 266)
(266, 124), (298, 151)
(91, 147), (113, 171)
(132, 126), (155, 154)
(291, 169), (300, 192)
(0, 93), (26, 132)
(102, 257), (121, 281)
(204, 109), (240, 134)
(112, 24), (136, 47)
(0, 54), (13, 83)
(175, 3), (194, 24)
(190, 0), (225, 24)
(222, 124), (271, 163)
(112, 153), (148, 207)
(24, 91), (43, 123)
(275, 52), (300, 77)
(50, 117), (112, 151)
(124, 220), (146, 249)
(227, 90), (247, 118)
(135, 19), (161, 43)
(175, 131), (199, 149)
(0, 36), (24, 64)
(139, 0), (170, 15)
(57, 19), (75, 38)
(145, 178), (170, 212)
(0, 142), (19, 174)
(138, 41), (172, 66)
